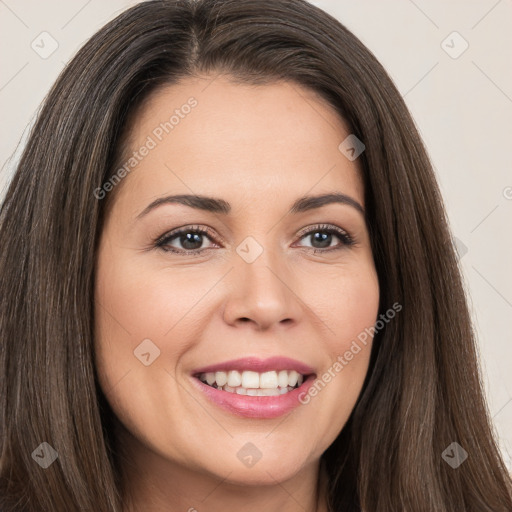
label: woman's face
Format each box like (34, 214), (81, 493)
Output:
(94, 76), (379, 489)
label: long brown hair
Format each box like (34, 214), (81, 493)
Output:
(1, 0), (511, 510)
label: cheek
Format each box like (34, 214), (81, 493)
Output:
(335, 274), (379, 349)
(95, 251), (210, 345)
(305, 262), (380, 350)
(304, 265), (379, 406)
(336, 274), (379, 380)
(93, 250), (216, 395)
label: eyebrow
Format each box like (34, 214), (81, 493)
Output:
(136, 192), (365, 219)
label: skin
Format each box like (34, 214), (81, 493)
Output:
(94, 75), (380, 512)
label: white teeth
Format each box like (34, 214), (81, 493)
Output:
(288, 370), (299, 387)
(259, 371), (278, 389)
(260, 388), (280, 396)
(198, 369), (308, 395)
(215, 371), (228, 387)
(218, 384), (294, 395)
(241, 371), (260, 389)
(227, 370), (242, 387)
(278, 370), (289, 388)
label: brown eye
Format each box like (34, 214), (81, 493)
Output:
(296, 224), (354, 253)
(155, 226), (217, 254)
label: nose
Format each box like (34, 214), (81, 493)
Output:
(222, 246), (303, 331)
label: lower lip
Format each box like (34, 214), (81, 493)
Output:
(191, 375), (316, 419)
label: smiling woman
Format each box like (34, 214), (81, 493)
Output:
(0, 1), (511, 512)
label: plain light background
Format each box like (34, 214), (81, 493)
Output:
(1, 0), (511, 470)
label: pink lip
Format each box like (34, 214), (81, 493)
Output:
(191, 356), (315, 375)
(191, 374), (316, 419)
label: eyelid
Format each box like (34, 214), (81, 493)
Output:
(295, 223), (351, 240)
(154, 224), (222, 248)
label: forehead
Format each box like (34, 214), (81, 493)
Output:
(116, 76), (364, 215)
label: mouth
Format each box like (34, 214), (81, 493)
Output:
(190, 356), (316, 418)
(195, 369), (306, 396)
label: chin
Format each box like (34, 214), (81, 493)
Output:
(195, 446), (316, 486)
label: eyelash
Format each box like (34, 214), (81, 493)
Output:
(154, 224), (355, 256)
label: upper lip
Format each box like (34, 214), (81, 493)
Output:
(192, 356), (315, 376)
